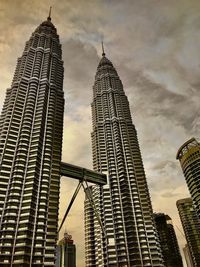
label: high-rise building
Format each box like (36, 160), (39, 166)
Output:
(154, 213), (183, 267)
(0, 14), (64, 266)
(84, 50), (163, 266)
(176, 138), (200, 218)
(85, 186), (100, 267)
(183, 244), (194, 267)
(177, 198), (200, 267)
(55, 232), (76, 267)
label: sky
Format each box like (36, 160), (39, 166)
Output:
(0, 0), (200, 266)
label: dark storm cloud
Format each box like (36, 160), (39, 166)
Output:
(123, 68), (199, 133)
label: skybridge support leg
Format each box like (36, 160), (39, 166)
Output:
(58, 181), (82, 233)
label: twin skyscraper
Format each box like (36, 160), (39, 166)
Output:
(0, 15), (64, 266)
(85, 49), (163, 266)
(0, 14), (168, 267)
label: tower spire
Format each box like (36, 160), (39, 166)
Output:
(47, 6), (52, 21)
(101, 41), (105, 56)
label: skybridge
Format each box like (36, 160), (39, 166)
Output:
(58, 162), (107, 233)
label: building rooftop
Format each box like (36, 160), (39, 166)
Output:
(176, 137), (199, 160)
(176, 198), (193, 206)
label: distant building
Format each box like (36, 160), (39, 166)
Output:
(154, 213), (183, 267)
(183, 244), (194, 267)
(177, 198), (200, 267)
(176, 138), (200, 218)
(56, 232), (76, 267)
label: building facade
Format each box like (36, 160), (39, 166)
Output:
(176, 138), (200, 218)
(56, 232), (76, 267)
(183, 244), (194, 267)
(154, 213), (183, 267)
(84, 51), (163, 266)
(0, 15), (64, 266)
(177, 198), (200, 267)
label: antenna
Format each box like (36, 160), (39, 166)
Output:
(102, 41), (105, 56)
(48, 6), (52, 21)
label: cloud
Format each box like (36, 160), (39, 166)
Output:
(62, 107), (92, 168)
(62, 38), (99, 109)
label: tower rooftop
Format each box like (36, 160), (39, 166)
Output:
(176, 137), (199, 160)
(37, 7), (56, 32)
(97, 43), (114, 68)
(98, 55), (113, 68)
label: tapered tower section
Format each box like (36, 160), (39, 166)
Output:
(85, 51), (163, 266)
(0, 15), (64, 266)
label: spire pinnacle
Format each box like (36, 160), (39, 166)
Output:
(47, 6), (52, 21)
(102, 41), (105, 56)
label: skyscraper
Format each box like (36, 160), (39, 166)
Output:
(154, 213), (183, 267)
(177, 198), (200, 267)
(85, 49), (163, 266)
(176, 138), (200, 218)
(183, 244), (194, 267)
(56, 232), (76, 267)
(0, 13), (64, 266)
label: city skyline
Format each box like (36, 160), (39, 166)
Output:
(0, 1), (200, 266)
